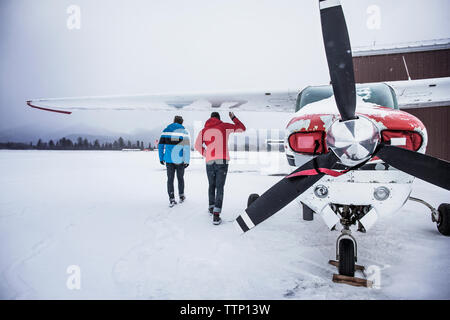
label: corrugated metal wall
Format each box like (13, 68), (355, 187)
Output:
(353, 48), (450, 161)
(353, 49), (450, 83)
(400, 106), (450, 161)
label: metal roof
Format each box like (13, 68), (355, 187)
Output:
(353, 38), (450, 57)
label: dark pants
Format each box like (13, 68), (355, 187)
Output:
(206, 161), (229, 213)
(166, 163), (185, 200)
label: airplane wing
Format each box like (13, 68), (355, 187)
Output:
(387, 76), (450, 109)
(27, 77), (450, 115)
(27, 90), (299, 114)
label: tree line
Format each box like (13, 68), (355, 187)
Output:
(0, 137), (156, 151)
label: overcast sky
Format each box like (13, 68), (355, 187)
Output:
(1, 0), (449, 135)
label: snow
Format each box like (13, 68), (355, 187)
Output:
(0, 150), (449, 300)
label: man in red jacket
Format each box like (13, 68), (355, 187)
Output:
(195, 111), (246, 225)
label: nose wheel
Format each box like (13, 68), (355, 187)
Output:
(329, 228), (373, 287)
(338, 238), (355, 276)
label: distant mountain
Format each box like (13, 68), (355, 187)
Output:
(0, 121), (284, 150)
(0, 124), (49, 144)
(0, 123), (161, 146)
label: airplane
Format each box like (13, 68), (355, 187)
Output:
(27, 0), (449, 285)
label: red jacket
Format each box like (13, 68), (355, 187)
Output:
(195, 116), (246, 162)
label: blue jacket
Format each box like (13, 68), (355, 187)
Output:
(158, 123), (190, 164)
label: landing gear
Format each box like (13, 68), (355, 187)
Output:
(301, 202), (314, 221)
(437, 203), (450, 236)
(408, 197), (450, 236)
(327, 206), (373, 287)
(338, 237), (355, 276)
(334, 228), (357, 276)
(247, 193), (259, 208)
(329, 228), (372, 287)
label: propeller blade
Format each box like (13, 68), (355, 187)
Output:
(235, 152), (339, 233)
(319, 0), (356, 121)
(376, 144), (450, 190)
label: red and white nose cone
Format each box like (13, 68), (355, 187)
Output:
(326, 116), (380, 167)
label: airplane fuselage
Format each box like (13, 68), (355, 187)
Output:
(284, 95), (427, 230)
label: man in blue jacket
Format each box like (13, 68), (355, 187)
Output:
(158, 115), (190, 207)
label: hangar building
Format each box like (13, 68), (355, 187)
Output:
(353, 39), (450, 161)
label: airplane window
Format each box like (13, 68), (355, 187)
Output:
(356, 83), (398, 110)
(296, 83), (398, 112)
(296, 86), (333, 112)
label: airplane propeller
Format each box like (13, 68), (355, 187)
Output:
(234, 0), (450, 233)
(376, 144), (450, 190)
(319, 0), (356, 121)
(235, 152), (339, 232)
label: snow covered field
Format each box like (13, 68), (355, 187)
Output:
(0, 150), (449, 300)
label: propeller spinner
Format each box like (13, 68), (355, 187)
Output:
(326, 116), (380, 167)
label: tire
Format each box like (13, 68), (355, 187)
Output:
(437, 203), (450, 236)
(338, 239), (355, 277)
(247, 193), (260, 208)
(302, 202), (314, 221)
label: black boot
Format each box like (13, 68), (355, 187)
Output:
(213, 213), (222, 225)
(179, 195), (186, 203)
(169, 199), (177, 207)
